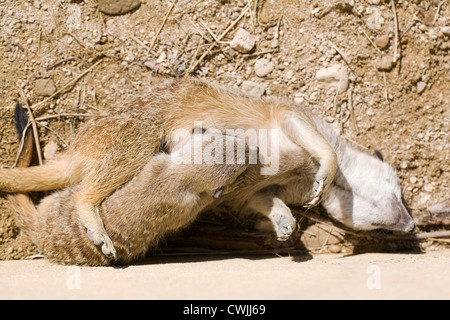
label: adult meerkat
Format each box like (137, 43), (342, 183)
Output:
(209, 115), (416, 235)
(0, 78), (338, 259)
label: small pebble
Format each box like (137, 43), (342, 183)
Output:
(229, 28), (256, 53)
(440, 26), (450, 36)
(376, 55), (394, 71)
(254, 58), (274, 77)
(417, 81), (426, 94)
(316, 64), (349, 93)
(374, 34), (389, 50)
(241, 81), (266, 98)
(97, 0), (141, 16)
(423, 183), (433, 192)
(35, 78), (56, 97)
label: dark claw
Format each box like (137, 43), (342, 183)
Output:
(101, 244), (118, 261)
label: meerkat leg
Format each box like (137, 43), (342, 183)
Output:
(246, 190), (295, 241)
(72, 153), (154, 259)
(282, 113), (338, 208)
(73, 181), (118, 259)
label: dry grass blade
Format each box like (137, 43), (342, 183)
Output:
(148, 2), (175, 52)
(25, 58), (104, 114)
(48, 58), (103, 100)
(347, 82), (358, 132)
(361, 28), (382, 53)
(433, 0), (447, 25)
(185, 4), (250, 75)
(391, 0), (399, 64)
(382, 71), (391, 110)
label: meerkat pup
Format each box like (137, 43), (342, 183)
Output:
(0, 78), (338, 259)
(9, 105), (251, 265)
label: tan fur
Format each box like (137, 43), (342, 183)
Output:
(9, 133), (250, 265)
(1, 78), (338, 258)
(5, 78), (415, 265)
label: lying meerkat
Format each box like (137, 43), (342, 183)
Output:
(209, 114), (416, 235)
(0, 78), (338, 259)
(9, 107), (251, 265)
(8, 97), (414, 266)
(8, 88), (414, 266)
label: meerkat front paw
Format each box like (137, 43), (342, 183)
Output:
(304, 179), (325, 208)
(304, 150), (337, 208)
(86, 228), (117, 260)
(77, 203), (117, 260)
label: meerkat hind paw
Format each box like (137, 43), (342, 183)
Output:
(87, 229), (117, 260)
(276, 223), (293, 241)
(274, 213), (295, 241)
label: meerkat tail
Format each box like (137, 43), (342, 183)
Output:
(0, 159), (73, 192)
(0, 104), (73, 193)
(7, 103), (39, 234)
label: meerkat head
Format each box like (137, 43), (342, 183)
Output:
(321, 149), (415, 232)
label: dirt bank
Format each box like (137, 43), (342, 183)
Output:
(0, 0), (449, 259)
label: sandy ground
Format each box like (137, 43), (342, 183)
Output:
(1, 249), (449, 300)
(1, 0), (450, 262)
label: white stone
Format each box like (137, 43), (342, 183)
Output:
(424, 183), (434, 192)
(316, 64), (349, 93)
(230, 28), (256, 53)
(254, 58), (274, 77)
(440, 26), (450, 36)
(284, 70), (294, 80)
(241, 81), (266, 98)
(417, 81), (426, 94)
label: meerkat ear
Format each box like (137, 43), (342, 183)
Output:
(373, 150), (384, 161)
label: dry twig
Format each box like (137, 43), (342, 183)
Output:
(148, 2), (175, 52)
(347, 82), (358, 132)
(361, 28), (382, 53)
(48, 58), (104, 101)
(400, 12), (421, 40)
(199, 19), (228, 44)
(18, 88), (43, 166)
(45, 56), (75, 71)
(185, 4), (250, 75)
(131, 35), (149, 50)
(391, 0), (399, 64)
(433, 0), (447, 26)
(382, 71), (391, 111)
(326, 38), (355, 74)
(37, 122), (68, 148)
